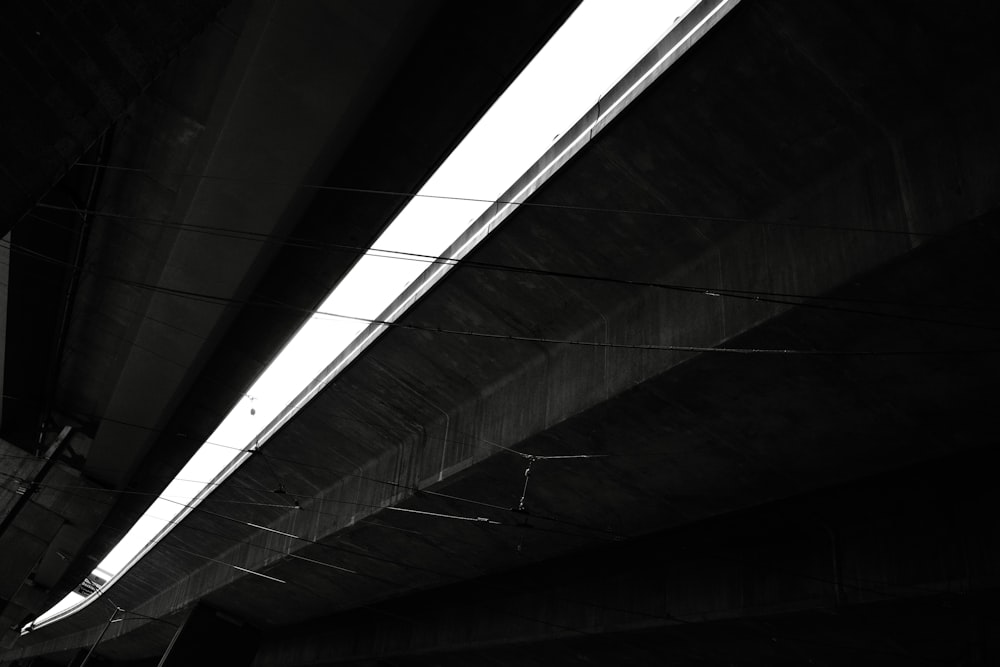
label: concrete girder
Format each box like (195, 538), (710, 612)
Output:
(3, 0), (583, 654)
(86, 0), (1000, 631)
(8, 0), (1000, 663)
(253, 448), (1000, 666)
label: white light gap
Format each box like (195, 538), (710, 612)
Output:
(26, 0), (713, 632)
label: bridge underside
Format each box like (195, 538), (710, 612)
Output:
(5, 0), (1000, 665)
(257, 447), (1000, 667)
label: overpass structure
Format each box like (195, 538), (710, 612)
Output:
(2, 0), (1000, 665)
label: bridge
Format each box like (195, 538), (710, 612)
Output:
(2, 0), (1000, 664)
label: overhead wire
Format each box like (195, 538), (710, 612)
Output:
(0, 430), (983, 644)
(33, 465), (625, 637)
(0, 461), (607, 557)
(1, 375), (996, 562)
(4, 471), (943, 665)
(0, 449), (969, 605)
(4, 58), (974, 667)
(9, 213), (1000, 370)
(4, 471), (574, 600)
(9, 181), (990, 664)
(1, 484), (602, 586)
(4, 376), (999, 590)
(11, 348), (974, 662)
(4, 237), (997, 356)
(0, 472), (412, 589)
(69, 161), (947, 239)
(0, 461), (612, 554)
(0, 446), (600, 552)
(22, 189), (1000, 330)
(26, 204), (1000, 329)
(0, 390), (623, 519)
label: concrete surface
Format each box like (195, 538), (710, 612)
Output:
(5, 0), (1000, 664)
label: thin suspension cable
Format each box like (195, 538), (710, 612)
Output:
(34, 496), (728, 664)
(7, 229), (1000, 360)
(0, 456), (603, 548)
(16, 478), (371, 579)
(9, 375), (970, 664)
(0, 463), (602, 555)
(0, 462), (608, 552)
(27, 204), (997, 319)
(0, 394), (595, 482)
(0, 468), (604, 551)
(5, 240), (996, 355)
(0, 390), (621, 498)
(106, 493), (965, 664)
(67, 162), (944, 239)
(2, 380), (997, 551)
(85, 506), (695, 664)
(5, 468), (972, 616)
(12, 438), (980, 603)
(161, 542), (285, 583)
(55, 471), (928, 610)
(7, 467), (962, 666)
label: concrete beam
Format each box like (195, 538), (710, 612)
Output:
(19, 0), (1000, 641)
(9, 1), (1000, 662)
(255, 448), (1000, 666)
(0, 0), (230, 237)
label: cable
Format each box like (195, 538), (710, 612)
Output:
(5, 239), (996, 355)
(6, 459), (958, 664)
(26, 205), (1000, 326)
(0, 463), (612, 555)
(0, 390), (628, 520)
(8, 224), (1000, 359)
(69, 161), (946, 239)
(18, 477), (505, 592)
(0, 455), (596, 555)
(77, 606), (118, 667)
(8, 477), (922, 666)
(0, 459), (608, 564)
(0, 456), (969, 605)
(6, 478), (400, 590)
(5, 390), (974, 663)
(0, 399), (601, 484)
(0, 435), (977, 648)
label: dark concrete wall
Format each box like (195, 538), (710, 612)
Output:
(255, 447), (1000, 666)
(0, 0), (229, 235)
(17, 0), (1000, 647)
(7, 0), (1000, 664)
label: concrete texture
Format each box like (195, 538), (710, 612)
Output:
(4, 0), (1000, 664)
(0, 0), (581, 652)
(255, 448), (1000, 665)
(0, 0), (230, 236)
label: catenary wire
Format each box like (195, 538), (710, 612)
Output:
(6, 471), (946, 665)
(3, 193), (988, 656)
(5, 50), (965, 667)
(11, 473), (951, 665)
(0, 390), (620, 505)
(0, 443), (609, 550)
(0, 463), (609, 553)
(3, 240), (997, 355)
(0, 451), (967, 603)
(69, 161), (946, 239)
(27, 204), (1000, 325)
